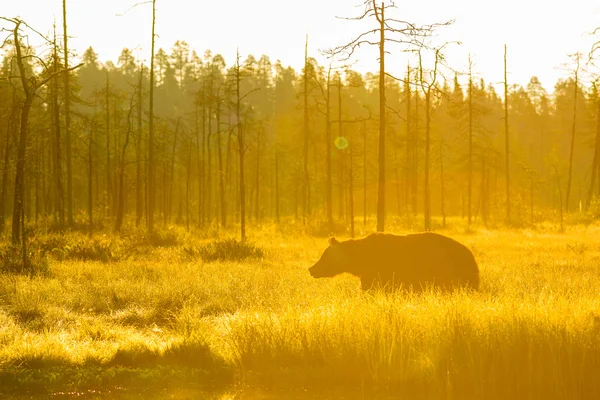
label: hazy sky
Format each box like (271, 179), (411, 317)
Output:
(2, 0), (600, 91)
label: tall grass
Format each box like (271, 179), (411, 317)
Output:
(0, 221), (600, 398)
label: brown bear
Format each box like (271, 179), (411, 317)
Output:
(308, 232), (479, 291)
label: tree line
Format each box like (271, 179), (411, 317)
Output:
(1, 12), (599, 246)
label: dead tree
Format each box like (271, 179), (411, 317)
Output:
(233, 49), (258, 241)
(115, 91), (136, 232)
(147, 0), (157, 233)
(1, 17), (81, 245)
(504, 44), (511, 223)
(302, 35), (311, 224)
(586, 82), (600, 209)
(565, 53), (581, 213)
(52, 27), (65, 228)
(63, 0), (73, 226)
(331, 0), (452, 232)
(418, 43), (449, 231)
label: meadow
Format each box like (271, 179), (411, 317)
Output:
(1, 217), (600, 399)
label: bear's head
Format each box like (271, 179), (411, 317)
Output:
(309, 237), (348, 278)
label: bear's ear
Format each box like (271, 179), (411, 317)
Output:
(328, 237), (339, 246)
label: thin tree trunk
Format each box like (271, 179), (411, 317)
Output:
(363, 121), (367, 226)
(0, 98), (15, 234)
(504, 44), (511, 223)
(440, 133), (446, 227)
(303, 35), (310, 224)
(255, 125), (260, 221)
(424, 88), (431, 231)
(216, 94), (226, 227)
(53, 33), (65, 228)
(147, 0), (156, 234)
(136, 65), (144, 226)
(63, 0), (73, 227)
(349, 134), (355, 238)
(468, 56), (473, 226)
(105, 72), (112, 218)
(186, 143), (191, 231)
(88, 119), (94, 237)
(404, 64), (412, 215)
(12, 22), (34, 244)
(236, 50), (246, 241)
(274, 136), (280, 223)
(376, 3), (386, 232)
(565, 56), (580, 213)
(325, 69), (333, 226)
(115, 95), (134, 232)
(168, 118), (180, 224)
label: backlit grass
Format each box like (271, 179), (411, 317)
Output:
(1, 219), (600, 398)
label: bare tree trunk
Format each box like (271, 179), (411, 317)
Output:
(105, 72), (112, 218)
(588, 91), (600, 208)
(565, 55), (580, 213)
(0, 96), (15, 234)
(394, 150), (401, 216)
(404, 64), (412, 215)
(468, 55), (473, 226)
(423, 88), (431, 231)
(168, 118), (180, 224)
(186, 142), (191, 230)
(147, 0), (156, 234)
(553, 165), (564, 232)
(349, 134), (355, 238)
(207, 100), (213, 225)
(413, 82), (419, 215)
(255, 125), (261, 221)
(63, 0), (73, 227)
(440, 132), (446, 227)
(325, 68), (333, 227)
(363, 121), (367, 226)
(136, 65), (144, 226)
(302, 35), (310, 224)
(504, 44), (511, 223)
(530, 174), (534, 225)
(236, 50), (246, 241)
(52, 33), (65, 228)
(12, 23), (34, 244)
(197, 93), (205, 227)
(88, 119), (94, 237)
(216, 93), (226, 227)
(115, 95), (134, 232)
(376, 3), (386, 232)
(274, 136), (280, 223)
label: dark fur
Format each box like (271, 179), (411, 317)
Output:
(309, 232), (480, 291)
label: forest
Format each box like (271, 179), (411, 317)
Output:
(1, 12), (599, 240)
(2, 1), (600, 399)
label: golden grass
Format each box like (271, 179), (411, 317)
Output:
(1, 220), (600, 398)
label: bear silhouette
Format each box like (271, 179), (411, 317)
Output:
(309, 232), (479, 291)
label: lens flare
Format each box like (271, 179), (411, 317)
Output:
(334, 136), (349, 150)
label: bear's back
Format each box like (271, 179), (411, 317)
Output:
(355, 232), (478, 290)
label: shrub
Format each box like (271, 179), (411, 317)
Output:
(132, 227), (180, 248)
(0, 245), (49, 276)
(192, 238), (264, 262)
(58, 237), (124, 263)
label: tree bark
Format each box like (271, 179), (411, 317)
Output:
(147, 0), (156, 234)
(63, 0), (73, 227)
(376, 3), (386, 232)
(504, 44), (511, 223)
(565, 56), (580, 213)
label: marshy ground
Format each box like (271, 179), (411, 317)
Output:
(1, 218), (600, 399)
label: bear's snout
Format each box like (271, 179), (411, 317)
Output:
(309, 263), (325, 278)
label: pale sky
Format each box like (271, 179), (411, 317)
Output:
(2, 0), (600, 92)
